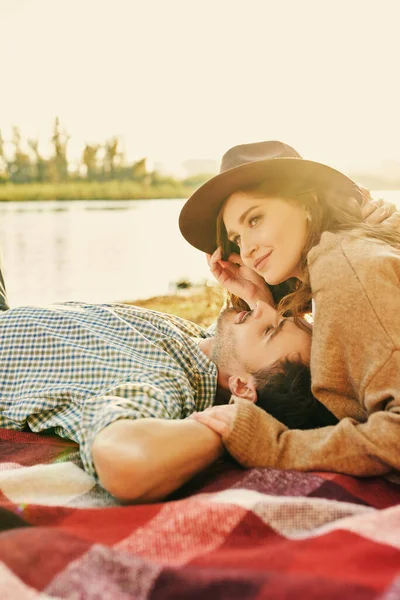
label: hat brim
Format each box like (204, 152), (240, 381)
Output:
(179, 157), (360, 254)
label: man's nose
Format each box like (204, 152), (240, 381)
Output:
(253, 300), (276, 319)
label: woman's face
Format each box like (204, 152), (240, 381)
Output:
(222, 189), (309, 285)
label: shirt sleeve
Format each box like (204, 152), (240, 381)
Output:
(205, 321), (217, 336)
(0, 253), (9, 311)
(224, 350), (400, 476)
(79, 379), (190, 477)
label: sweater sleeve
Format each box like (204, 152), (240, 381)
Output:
(224, 350), (400, 476)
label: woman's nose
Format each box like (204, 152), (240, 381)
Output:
(241, 234), (257, 259)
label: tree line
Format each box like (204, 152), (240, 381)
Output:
(2, 118), (398, 192)
(0, 117), (200, 187)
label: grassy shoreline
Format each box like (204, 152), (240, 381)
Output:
(125, 284), (226, 327)
(0, 180), (198, 202)
(1, 180), (400, 203)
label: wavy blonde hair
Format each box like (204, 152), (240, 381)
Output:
(216, 179), (400, 331)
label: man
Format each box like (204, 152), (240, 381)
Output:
(0, 257), (315, 503)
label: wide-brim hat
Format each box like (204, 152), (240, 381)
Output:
(179, 140), (361, 254)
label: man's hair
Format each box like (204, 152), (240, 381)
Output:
(253, 358), (338, 430)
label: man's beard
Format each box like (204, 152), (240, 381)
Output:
(211, 307), (239, 370)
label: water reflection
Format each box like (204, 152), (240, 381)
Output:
(0, 192), (399, 308)
(0, 199), (213, 307)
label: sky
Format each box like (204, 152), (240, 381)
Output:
(1, 0), (400, 176)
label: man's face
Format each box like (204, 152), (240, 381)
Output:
(212, 300), (312, 376)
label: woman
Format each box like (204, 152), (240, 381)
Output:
(179, 141), (400, 477)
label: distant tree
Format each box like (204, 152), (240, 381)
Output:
(103, 136), (122, 180)
(28, 138), (48, 183)
(50, 117), (69, 181)
(113, 143), (128, 180)
(9, 126), (34, 183)
(82, 143), (101, 180)
(131, 157), (147, 181)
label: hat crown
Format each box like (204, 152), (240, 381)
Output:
(220, 140), (302, 173)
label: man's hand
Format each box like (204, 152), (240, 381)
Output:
(207, 247), (275, 308)
(189, 404), (239, 438)
(361, 196), (400, 231)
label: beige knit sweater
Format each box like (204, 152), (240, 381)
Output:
(225, 231), (400, 476)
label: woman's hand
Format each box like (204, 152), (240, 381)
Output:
(188, 404), (239, 438)
(361, 195), (400, 231)
(207, 248), (275, 308)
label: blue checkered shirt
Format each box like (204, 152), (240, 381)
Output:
(0, 302), (217, 475)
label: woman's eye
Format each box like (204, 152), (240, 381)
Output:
(232, 235), (241, 246)
(263, 326), (273, 336)
(249, 215), (260, 227)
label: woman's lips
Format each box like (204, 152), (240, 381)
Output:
(254, 251), (272, 270)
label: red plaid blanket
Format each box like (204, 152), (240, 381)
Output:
(0, 428), (399, 599)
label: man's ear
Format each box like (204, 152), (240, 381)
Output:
(228, 376), (257, 403)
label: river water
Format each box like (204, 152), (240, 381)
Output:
(0, 192), (399, 307)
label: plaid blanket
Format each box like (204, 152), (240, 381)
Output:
(0, 428), (399, 599)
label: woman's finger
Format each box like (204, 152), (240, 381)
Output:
(217, 260), (240, 275)
(228, 252), (244, 266)
(384, 202), (397, 216)
(191, 413), (230, 437)
(361, 200), (380, 219)
(208, 247), (222, 264)
(365, 204), (399, 225)
(384, 211), (400, 232)
(201, 405), (237, 423)
(364, 205), (390, 224)
(361, 196), (400, 229)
